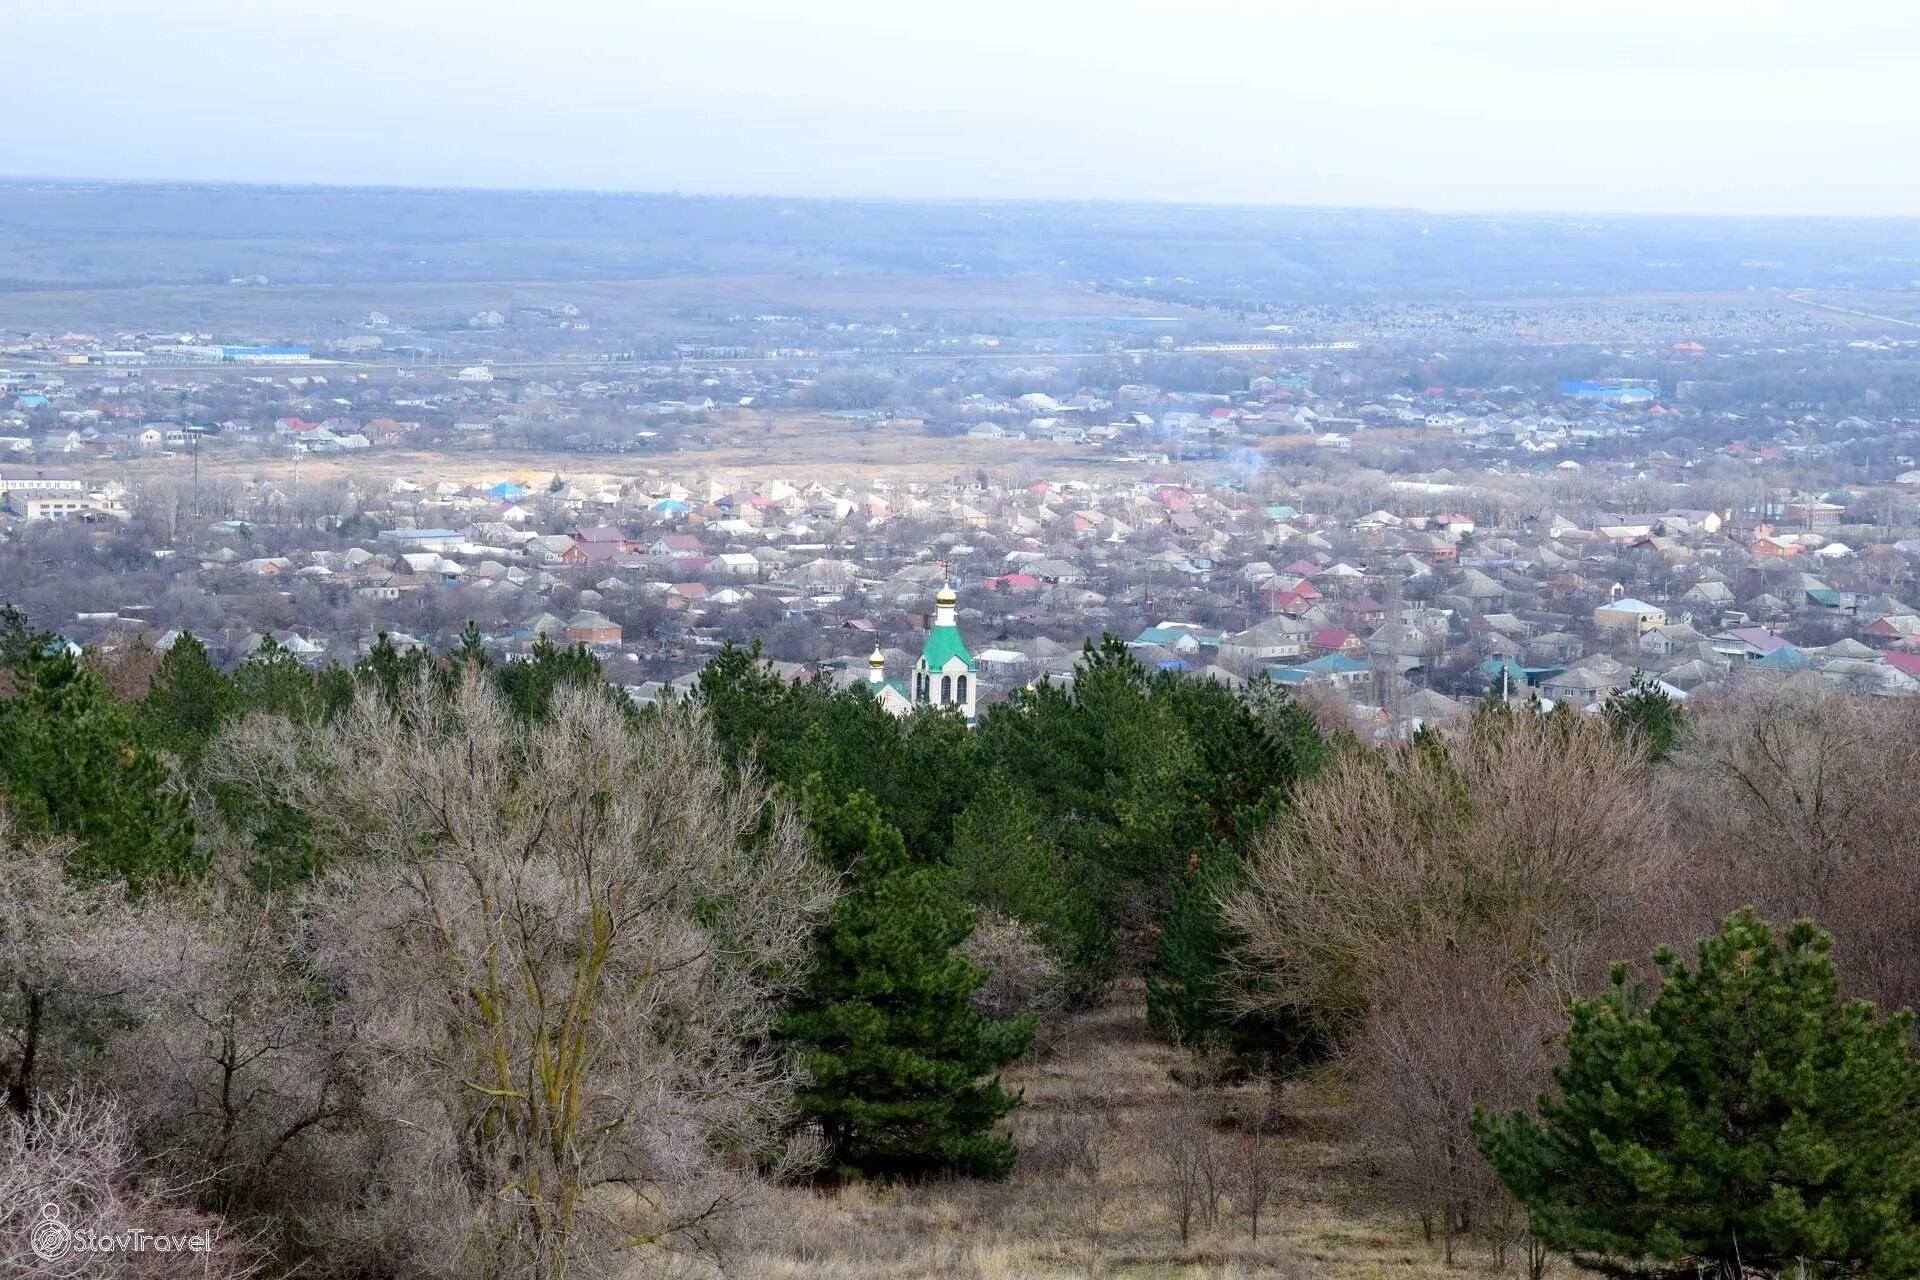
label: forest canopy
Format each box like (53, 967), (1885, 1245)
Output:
(4, 613), (1920, 1279)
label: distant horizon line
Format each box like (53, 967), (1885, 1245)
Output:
(3, 172), (1916, 225)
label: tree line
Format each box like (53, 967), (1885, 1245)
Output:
(6, 604), (1920, 1278)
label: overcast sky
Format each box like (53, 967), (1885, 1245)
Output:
(9, 0), (1920, 216)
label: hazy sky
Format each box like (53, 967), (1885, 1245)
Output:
(10, 0), (1920, 216)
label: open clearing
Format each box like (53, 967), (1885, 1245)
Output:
(113, 412), (1317, 490)
(742, 992), (1508, 1279)
(121, 433), (1117, 490)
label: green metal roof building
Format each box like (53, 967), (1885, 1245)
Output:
(913, 582), (976, 719)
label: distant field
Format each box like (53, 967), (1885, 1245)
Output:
(1495, 289), (1796, 309)
(0, 274), (1193, 336)
(1492, 287), (1918, 336)
(1780, 289), (1920, 330)
(115, 415), (1194, 489)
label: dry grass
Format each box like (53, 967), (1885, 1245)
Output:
(735, 993), (1528, 1280)
(114, 412), (1180, 489)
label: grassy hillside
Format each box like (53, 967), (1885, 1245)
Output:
(745, 991), (1496, 1279)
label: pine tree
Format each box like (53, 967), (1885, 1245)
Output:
(1474, 909), (1920, 1279)
(141, 631), (234, 765)
(491, 632), (603, 723)
(948, 775), (1106, 993)
(782, 790), (1032, 1181)
(1147, 838), (1326, 1072)
(0, 650), (196, 888)
(1604, 675), (1684, 763)
(452, 619), (490, 673)
(231, 637), (327, 721)
(356, 631), (431, 707)
(695, 638), (803, 768)
(1144, 676), (1331, 1068)
(0, 602), (66, 669)
(1148, 839), (1239, 1050)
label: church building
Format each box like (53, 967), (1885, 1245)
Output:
(864, 581), (977, 721)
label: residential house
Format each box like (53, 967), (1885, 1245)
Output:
(1540, 655), (1635, 709)
(1219, 615), (1315, 664)
(1296, 652), (1370, 689)
(564, 610), (622, 645)
(713, 552), (761, 578)
(1711, 626), (1793, 662)
(650, 534), (705, 560)
(570, 525), (640, 553)
(1639, 622), (1706, 658)
(1782, 501), (1844, 527)
(1594, 596), (1666, 636)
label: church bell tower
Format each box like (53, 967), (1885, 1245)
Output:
(912, 580), (976, 720)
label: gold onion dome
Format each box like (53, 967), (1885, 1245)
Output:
(868, 645), (886, 668)
(936, 583), (958, 607)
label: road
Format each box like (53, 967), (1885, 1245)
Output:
(1785, 290), (1920, 330)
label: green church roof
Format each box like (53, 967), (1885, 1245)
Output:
(855, 677), (912, 697)
(920, 624), (975, 672)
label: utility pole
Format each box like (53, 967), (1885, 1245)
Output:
(1382, 573), (1406, 740)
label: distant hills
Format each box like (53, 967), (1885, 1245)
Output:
(1, 180), (1917, 301)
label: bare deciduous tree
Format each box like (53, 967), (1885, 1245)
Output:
(1157, 1068), (1221, 1248)
(1347, 941), (1553, 1264)
(1220, 711), (1672, 1260)
(961, 910), (1070, 1055)
(1670, 678), (1920, 1012)
(1222, 710), (1674, 1043)
(1231, 1079), (1281, 1242)
(208, 673), (836, 1279)
(101, 903), (356, 1221)
(0, 813), (141, 1119)
(1, 1090), (270, 1279)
